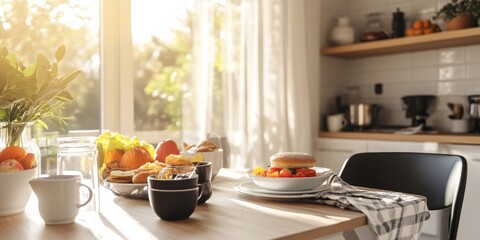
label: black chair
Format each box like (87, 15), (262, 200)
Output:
(339, 152), (467, 240)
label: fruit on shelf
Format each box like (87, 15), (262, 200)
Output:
(406, 19), (441, 37)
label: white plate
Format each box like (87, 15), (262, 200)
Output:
(248, 167), (331, 191)
(234, 184), (323, 200)
(238, 181), (329, 195)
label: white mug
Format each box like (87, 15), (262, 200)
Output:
(451, 119), (468, 133)
(29, 175), (92, 225)
(327, 113), (347, 132)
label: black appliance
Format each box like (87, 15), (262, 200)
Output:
(468, 95), (480, 133)
(402, 95), (436, 129)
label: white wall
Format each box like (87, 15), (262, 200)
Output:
(319, 0), (480, 132)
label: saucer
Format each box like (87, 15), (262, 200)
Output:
(237, 181), (329, 195)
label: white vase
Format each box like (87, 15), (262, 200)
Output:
(329, 17), (355, 46)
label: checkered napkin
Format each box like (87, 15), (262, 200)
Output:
(307, 173), (431, 240)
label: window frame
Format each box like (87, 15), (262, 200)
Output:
(101, 0), (181, 144)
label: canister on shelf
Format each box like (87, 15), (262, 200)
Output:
(391, 8), (406, 38)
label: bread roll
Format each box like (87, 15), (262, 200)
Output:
(270, 152), (316, 169)
(132, 170), (154, 183)
(165, 154), (193, 166)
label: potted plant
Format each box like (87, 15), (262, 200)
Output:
(435, 0), (480, 30)
(0, 45), (81, 146)
(0, 45), (81, 216)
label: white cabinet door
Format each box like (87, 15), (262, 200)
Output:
(367, 140), (439, 153)
(441, 144), (480, 240)
(315, 138), (367, 174)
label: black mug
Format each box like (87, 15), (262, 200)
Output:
(195, 161), (213, 204)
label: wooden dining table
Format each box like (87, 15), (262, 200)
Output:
(0, 168), (368, 240)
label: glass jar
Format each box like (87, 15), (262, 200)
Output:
(361, 12), (389, 42)
(56, 137), (99, 212)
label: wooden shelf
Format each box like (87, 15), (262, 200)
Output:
(319, 131), (480, 145)
(321, 27), (480, 59)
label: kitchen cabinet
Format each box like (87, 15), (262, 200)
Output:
(440, 144), (480, 240)
(315, 138), (367, 174)
(320, 27), (480, 59)
(315, 138), (438, 173)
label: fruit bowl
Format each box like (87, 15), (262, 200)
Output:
(0, 168), (38, 216)
(181, 150), (223, 179)
(248, 168), (330, 191)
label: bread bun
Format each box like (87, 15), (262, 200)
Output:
(132, 170), (154, 183)
(165, 154), (193, 166)
(270, 152), (316, 169)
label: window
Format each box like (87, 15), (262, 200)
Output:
(0, 0), (100, 133)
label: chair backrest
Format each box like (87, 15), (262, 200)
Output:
(339, 152), (467, 240)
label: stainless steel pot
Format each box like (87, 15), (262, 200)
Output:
(347, 103), (380, 127)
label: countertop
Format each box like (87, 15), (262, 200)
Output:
(318, 131), (480, 145)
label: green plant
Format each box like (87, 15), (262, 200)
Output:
(435, 0), (480, 21)
(0, 45), (81, 146)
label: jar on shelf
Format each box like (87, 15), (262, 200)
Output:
(361, 12), (389, 42)
(329, 17), (355, 46)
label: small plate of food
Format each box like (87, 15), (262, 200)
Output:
(248, 152), (331, 191)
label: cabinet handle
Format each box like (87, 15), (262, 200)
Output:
(473, 158), (480, 162)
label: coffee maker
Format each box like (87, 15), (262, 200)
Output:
(468, 95), (480, 133)
(402, 95), (436, 129)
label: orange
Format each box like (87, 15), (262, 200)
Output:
(424, 28), (434, 34)
(413, 20), (422, 29)
(105, 149), (124, 164)
(119, 146), (153, 169)
(406, 28), (415, 37)
(413, 28), (423, 36)
(0, 146), (27, 163)
(18, 153), (37, 169)
(422, 19), (431, 29)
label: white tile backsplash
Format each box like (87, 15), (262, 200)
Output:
(320, 0), (480, 129)
(466, 63), (480, 79)
(466, 45), (480, 63)
(413, 50), (438, 67)
(439, 65), (466, 81)
(437, 81), (466, 95)
(439, 47), (466, 65)
(413, 67), (438, 81)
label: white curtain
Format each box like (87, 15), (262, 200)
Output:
(189, 0), (312, 169)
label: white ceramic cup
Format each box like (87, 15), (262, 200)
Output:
(451, 119), (469, 133)
(327, 113), (347, 132)
(29, 175), (92, 225)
